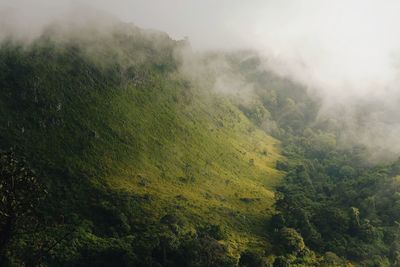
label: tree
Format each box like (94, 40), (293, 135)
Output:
(277, 227), (305, 254)
(239, 250), (264, 267)
(0, 149), (46, 265)
(321, 251), (345, 267)
(184, 236), (235, 267)
(273, 256), (291, 267)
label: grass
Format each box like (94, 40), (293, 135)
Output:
(100, 75), (285, 255)
(0, 32), (284, 258)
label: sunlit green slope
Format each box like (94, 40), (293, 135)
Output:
(0, 23), (283, 256)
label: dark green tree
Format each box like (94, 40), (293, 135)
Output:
(277, 227), (305, 254)
(0, 149), (46, 265)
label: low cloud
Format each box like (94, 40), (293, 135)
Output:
(3, 0), (400, 160)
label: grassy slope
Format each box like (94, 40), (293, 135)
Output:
(104, 80), (284, 253)
(0, 26), (283, 256)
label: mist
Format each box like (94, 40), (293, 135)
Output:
(3, 0), (400, 160)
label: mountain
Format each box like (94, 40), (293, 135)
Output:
(2, 21), (400, 267)
(0, 23), (285, 266)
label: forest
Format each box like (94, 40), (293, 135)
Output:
(0, 14), (400, 267)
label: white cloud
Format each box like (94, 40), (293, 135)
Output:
(3, 0), (400, 159)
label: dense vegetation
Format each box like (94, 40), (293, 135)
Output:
(269, 123), (400, 266)
(234, 54), (400, 266)
(1, 21), (400, 266)
(0, 23), (282, 266)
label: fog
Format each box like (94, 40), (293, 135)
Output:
(3, 0), (400, 160)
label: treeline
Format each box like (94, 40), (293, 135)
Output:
(234, 53), (400, 266)
(0, 148), (244, 266)
(271, 146), (400, 266)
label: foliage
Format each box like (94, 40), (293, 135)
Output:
(0, 25), (283, 265)
(2, 20), (400, 267)
(0, 149), (46, 265)
(277, 227), (305, 254)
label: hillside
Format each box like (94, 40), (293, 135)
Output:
(3, 20), (400, 267)
(0, 23), (286, 265)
